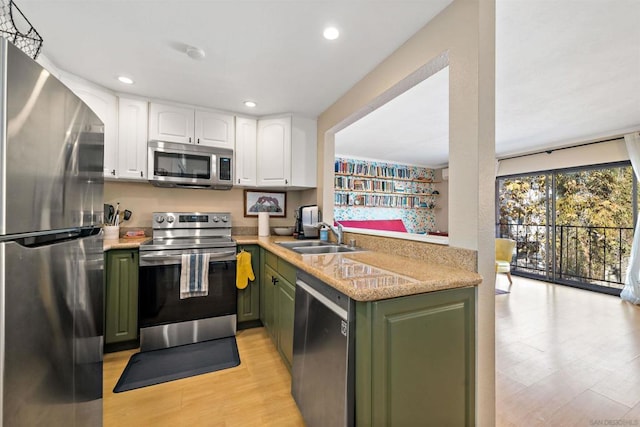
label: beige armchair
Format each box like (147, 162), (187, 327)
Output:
(496, 238), (517, 285)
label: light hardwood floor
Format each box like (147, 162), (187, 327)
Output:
(103, 328), (304, 426)
(496, 275), (640, 426)
(104, 278), (640, 426)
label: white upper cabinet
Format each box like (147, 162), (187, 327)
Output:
(257, 117), (291, 187)
(235, 117), (257, 186)
(60, 74), (118, 178)
(149, 102), (235, 148)
(195, 110), (235, 148)
(290, 116), (317, 188)
(255, 115), (317, 188)
(148, 103), (194, 144)
(117, 97), (148, 181)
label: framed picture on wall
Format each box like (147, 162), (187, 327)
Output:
(244, 190), (287, 217)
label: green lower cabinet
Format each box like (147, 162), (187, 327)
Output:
(237, 245), (261, 324)
(275, 276), (295, 369)
(355, 286), (476, 426)
(105, 249), (139, 345)
(262, 264), (277, 341)
(261, 250), (296, 371)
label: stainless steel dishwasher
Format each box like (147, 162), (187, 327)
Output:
(291, 270), (355, 427)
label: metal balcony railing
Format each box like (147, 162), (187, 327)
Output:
(496, 223), (634, 290)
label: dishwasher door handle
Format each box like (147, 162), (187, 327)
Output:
(296, 279), (348, 320)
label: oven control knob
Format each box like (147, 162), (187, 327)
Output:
(155, 215), (165, 224)
(166, 216), (175, 224)
(220, 216), (228, 222)
(212, 216), (220, 222)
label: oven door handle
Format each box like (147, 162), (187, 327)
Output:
(139, 250), (237, 266)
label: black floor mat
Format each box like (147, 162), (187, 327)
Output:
(113, 337), (240, 393)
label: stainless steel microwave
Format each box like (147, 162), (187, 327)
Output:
(147, 140), (233, 190)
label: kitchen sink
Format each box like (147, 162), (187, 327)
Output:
(293, 245), (363, 254)
(277, 240), (365, 255)
(276, 240), (334, 249)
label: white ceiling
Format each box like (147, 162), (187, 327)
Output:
(16, 0), (640, 167)
(335, 67), (449, 167)
(18, 0), (451, 118)
(496, 0), (640, 158)
(338, 0), (640, 167)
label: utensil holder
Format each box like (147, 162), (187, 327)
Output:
(103, 225), (120, 240)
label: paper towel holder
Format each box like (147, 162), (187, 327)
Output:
(243, 190), (287, 217)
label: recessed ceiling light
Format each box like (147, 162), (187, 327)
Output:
(323, 27), (340, 40)
(244, 101), (257, 108)
(117, 76), (134, 85)
(186, 46), (206, 60)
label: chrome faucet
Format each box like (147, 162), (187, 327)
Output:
(318, 222), (344, 245)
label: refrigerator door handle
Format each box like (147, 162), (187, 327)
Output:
(7, 227), (101, 248)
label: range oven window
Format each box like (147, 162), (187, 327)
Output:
(138, 259), (237, 327)
(154, 151), (211, 179)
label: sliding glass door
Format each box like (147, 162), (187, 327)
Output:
(496, 162), (635, 294)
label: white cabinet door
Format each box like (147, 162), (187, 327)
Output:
(148, 103), (194, 144)
(290, 116), (317, 188)
(195, 110), (235, 149)
(117, 97), (148, 181)
(235, 117), (257, 186)
(63, 79), (118, 178)
(257, 117), (292, 187)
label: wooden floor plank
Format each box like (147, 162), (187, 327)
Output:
(103, 328), (304, 426)
(496, 276), (640, 426)
(104, 276), (640, 425)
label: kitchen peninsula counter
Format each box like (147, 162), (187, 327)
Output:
(234, 235), (482, 302)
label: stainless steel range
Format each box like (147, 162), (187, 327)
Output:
(138, 212), (237, 351)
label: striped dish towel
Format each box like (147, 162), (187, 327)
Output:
(180, 253), (211, 299)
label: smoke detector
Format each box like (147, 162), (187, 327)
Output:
(186, 46), (206, 60)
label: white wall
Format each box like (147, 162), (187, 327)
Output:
(497, 138), (628, 176)
(315, 0), (496, 424)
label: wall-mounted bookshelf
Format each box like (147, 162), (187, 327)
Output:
(333, 158), (439, 233)
(334, 159), (439, 209)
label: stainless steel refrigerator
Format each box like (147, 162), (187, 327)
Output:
(0, 39), (104, 426)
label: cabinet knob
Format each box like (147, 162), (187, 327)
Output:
(111, 169), (116, 176)
(189, 137), (192, 143)
(285, 179), (288, 185)
(238, 179), (240, 184)
(140, 171), (143, 177)
(271, 276), (278, 285)
(197, 138), (200, 144)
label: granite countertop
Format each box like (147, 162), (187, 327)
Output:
(101, 234), (481, 301)
(235, 235), (482, 302)
(103, 236), (152, 251)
